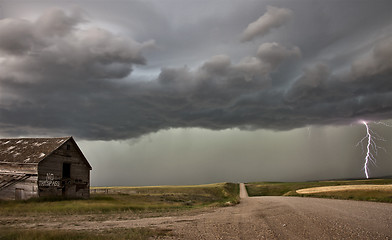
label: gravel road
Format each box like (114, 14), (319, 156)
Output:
(162, 183), (392, 239)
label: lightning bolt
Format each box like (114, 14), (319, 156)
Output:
(356, 121), (387, 179)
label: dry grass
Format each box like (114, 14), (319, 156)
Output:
(294, 184), (392, 202)
(0, 182), (239, 216)
(246, 179), (392, 203)
(0, 227), (170, 240)
(296, 184), (392, 194)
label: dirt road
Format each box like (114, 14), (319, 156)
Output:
(239, 183), (249, 198)
(7, 184), (392, 239)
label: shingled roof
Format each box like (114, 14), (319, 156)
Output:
(0, 137), (71, 164)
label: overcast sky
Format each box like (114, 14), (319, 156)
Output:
(1, 0), (392, 186)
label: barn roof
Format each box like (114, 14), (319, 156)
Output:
(0, 137), (71, 164)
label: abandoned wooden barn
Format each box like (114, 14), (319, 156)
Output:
(0, 136), (91, 200)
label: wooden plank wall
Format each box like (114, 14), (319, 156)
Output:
(38, 139), (90, 198)
(0, 175), (38, 200)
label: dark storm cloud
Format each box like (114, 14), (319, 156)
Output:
(1, 2), (392, 140)
(0, 8), (152, 83)
(351, 37), (392, 80)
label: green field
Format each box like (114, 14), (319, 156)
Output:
(246, 179), (392, 203)
(0, 182), (239, 216)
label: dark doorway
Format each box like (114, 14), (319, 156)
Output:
(63, 163), (71, 178)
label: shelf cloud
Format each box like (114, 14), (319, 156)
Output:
(1, 2), (392, 141)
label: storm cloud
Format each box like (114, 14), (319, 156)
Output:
(241, 6), (293, 42)
(1, 2), (392, 141)
(0, 8), (153, 82)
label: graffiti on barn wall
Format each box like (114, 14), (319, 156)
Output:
(38, 173), (60, 187)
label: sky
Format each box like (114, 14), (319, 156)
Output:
(1, 0), (392, 186)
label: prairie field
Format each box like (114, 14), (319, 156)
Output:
(0, 182), (239, 240)
(0, 182), (239, 216)
(245, 178), (392, 203)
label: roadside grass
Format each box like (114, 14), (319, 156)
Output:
(245, 179), (392, 203)
(0, 182), (239, 216)
(0, 227), (170, 240)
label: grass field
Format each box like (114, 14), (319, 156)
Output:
(0, 182), (239, 240)
(245, 179), (392, 203)
(0, 182), (239, 216)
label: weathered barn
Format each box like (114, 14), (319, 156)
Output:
(0, 137), (91, 200)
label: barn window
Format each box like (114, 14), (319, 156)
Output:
(66, 144), (71, 150)
(63, 163), (71, 178)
